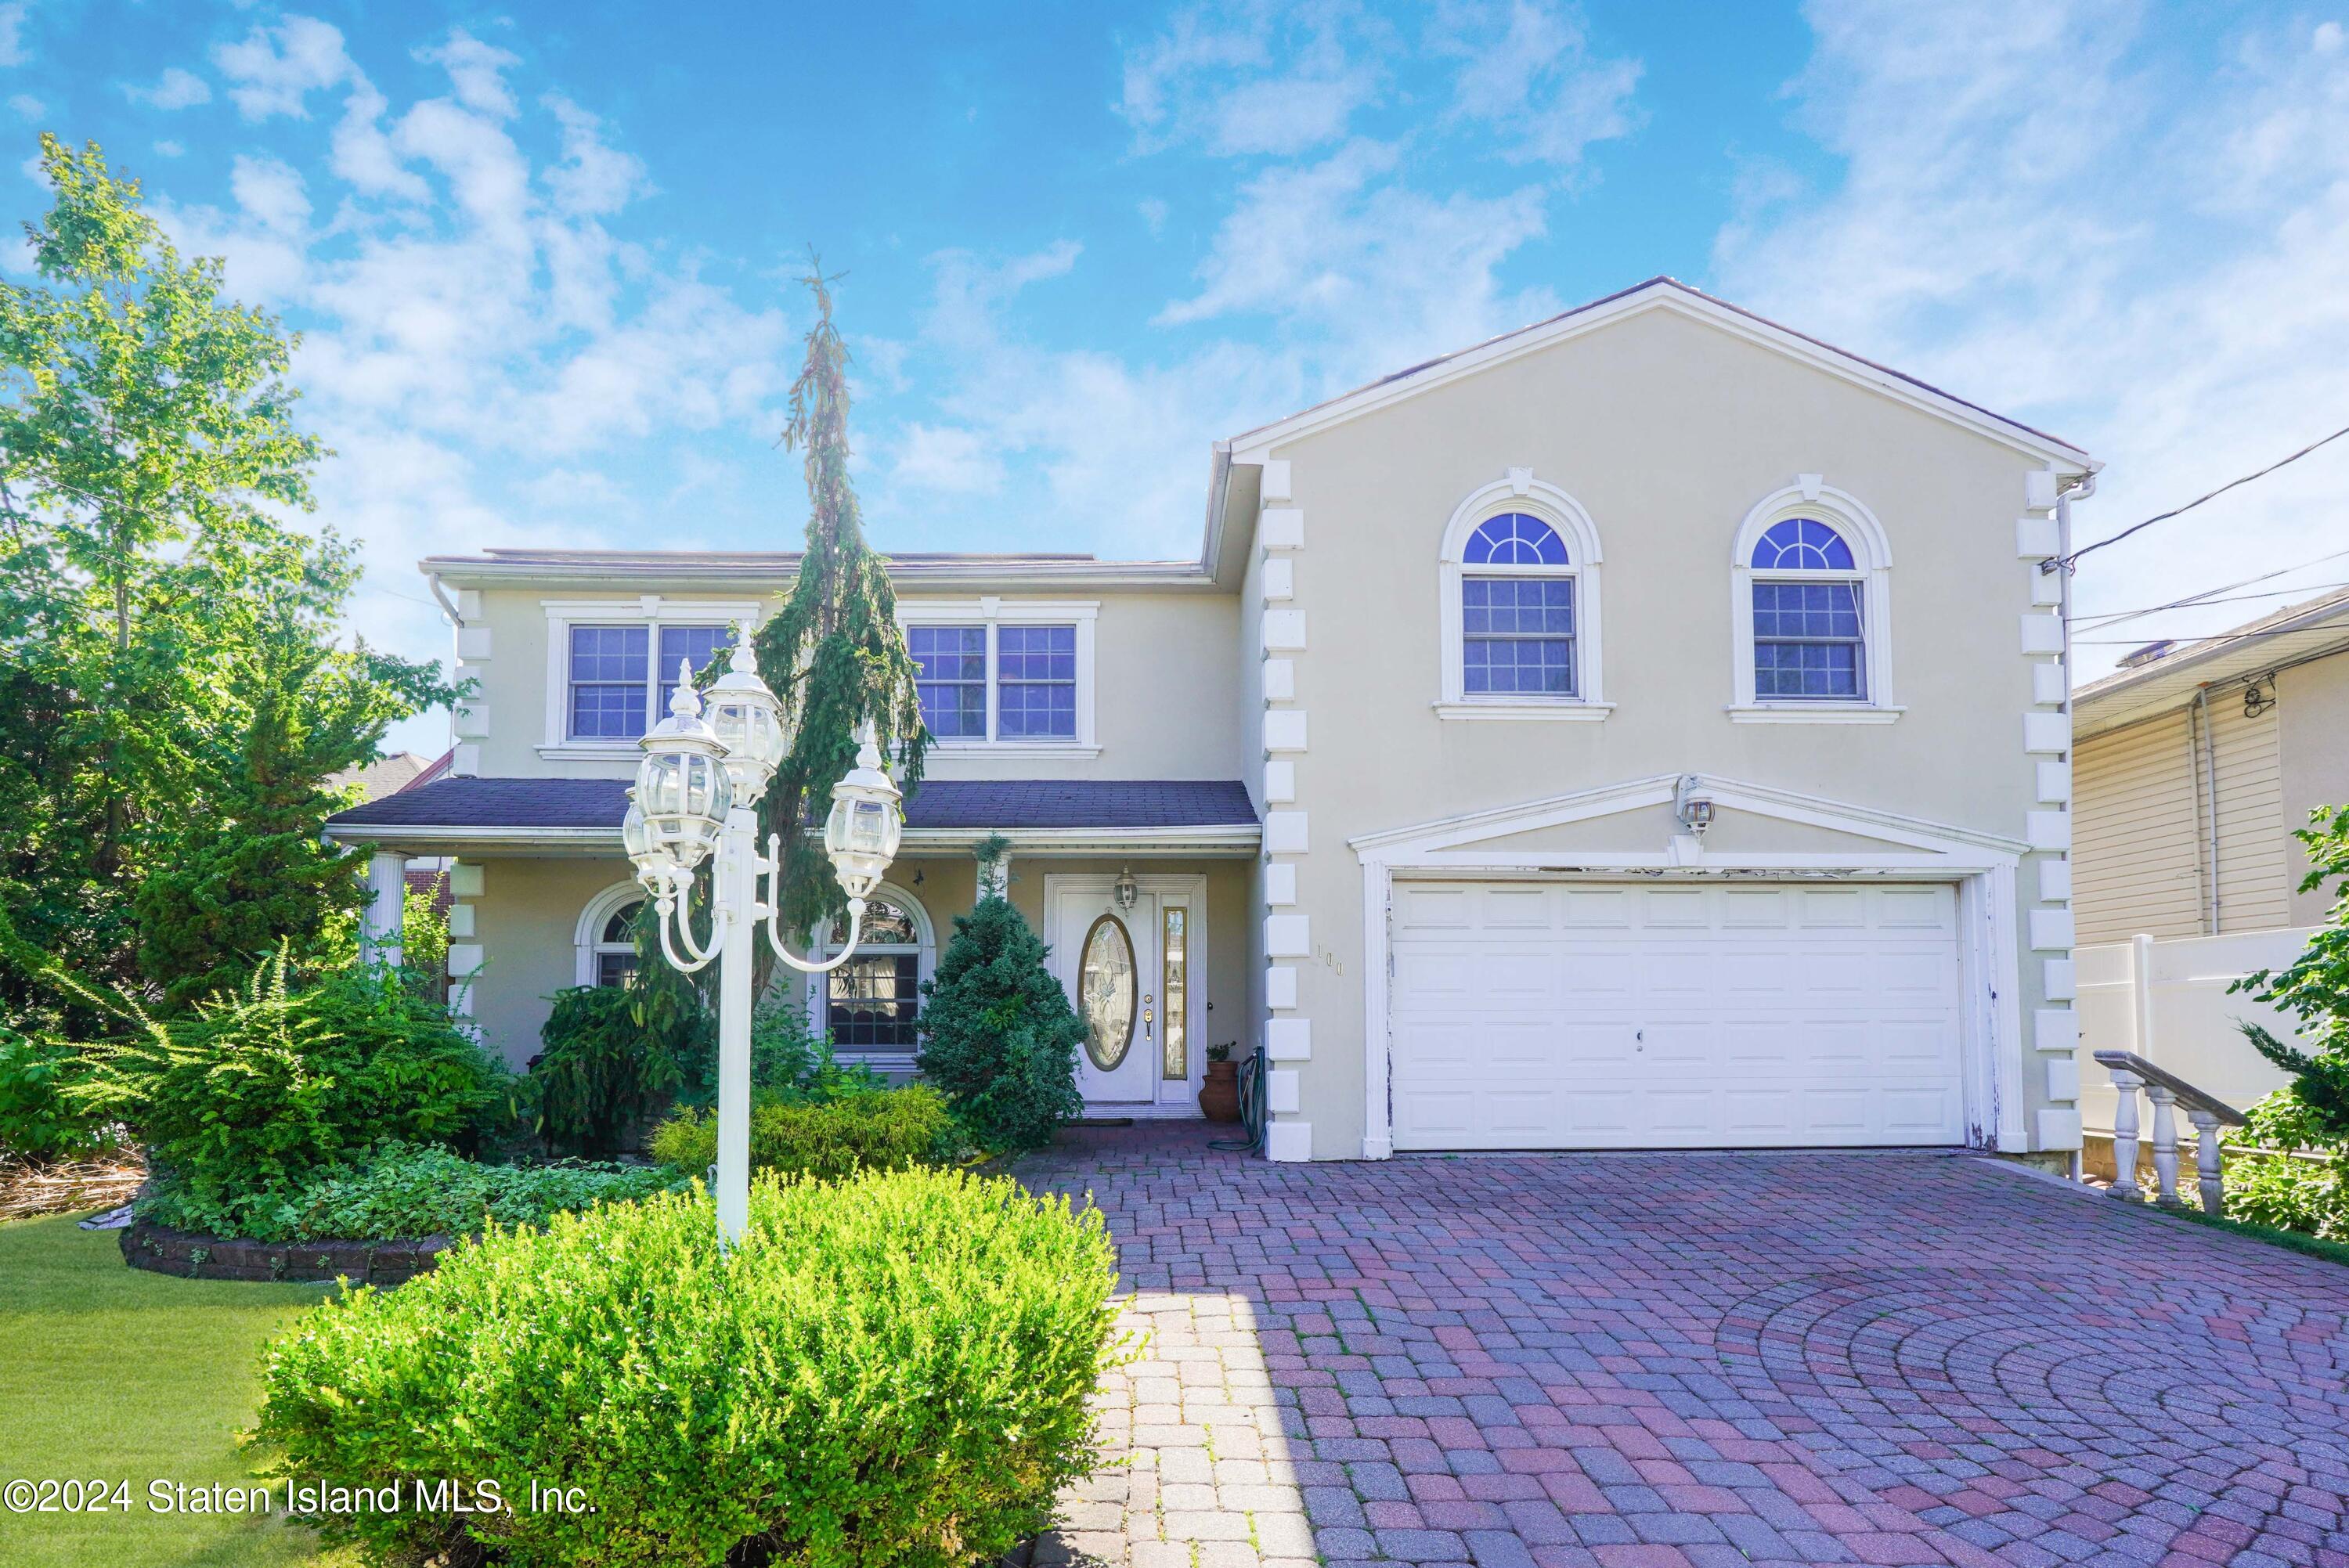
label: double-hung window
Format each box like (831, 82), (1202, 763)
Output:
(1460, 513), (1577, 697)
(900, 603), (1096, 751)
(1748, 518), (1865, 701)
(547, 601), (757, 750)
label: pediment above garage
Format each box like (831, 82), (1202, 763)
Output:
(1351, 773), (2029, 871)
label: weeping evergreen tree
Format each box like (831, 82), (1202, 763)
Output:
(747, 261), (929, 993)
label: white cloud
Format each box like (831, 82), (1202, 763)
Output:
(215, 16), (355, 121)
(1713, 0), (2349, 674)
(125, 67), (212, 110)
(153, 140), (185, 159)
(229, 154), (310, 235)
(1434, 0), (1640, 168)
(543, 95), (644, 218)
(0, 4), (26, 70)
(1119, 2), (1386, 157)
(7, 91), (38, 119)
(890, 423), (1008, 496)
(416, 29), (521, 121)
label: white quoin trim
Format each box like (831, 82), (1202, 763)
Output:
(1727, 481), (1897, 720)
(1435, 474), (1609, 716)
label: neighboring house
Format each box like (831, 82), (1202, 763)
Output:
(326, 277), (2097, 1164)
(2069, 589), (2349, 1125)
(327, 749), (440, 802)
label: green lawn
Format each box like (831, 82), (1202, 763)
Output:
(0, 1215), (353, 1568)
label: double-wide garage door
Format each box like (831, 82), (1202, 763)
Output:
(1389, 879), (1965, 1150)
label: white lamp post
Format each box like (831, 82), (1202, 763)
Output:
(623, 630), (903, 1243)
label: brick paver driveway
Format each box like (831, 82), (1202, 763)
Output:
(1016, 1123), (2349, 1568)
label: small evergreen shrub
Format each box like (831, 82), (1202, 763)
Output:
(916, 892), (1084, 1157)
(0, 1028), (116, 1159)
(2225, 1152), (2349, 1240)
(78, 951), (503, 1234)
(650, 1084), (956, 1181)
(532, 984), (694, 1155)
(253, 1168), (1122, 1568)
(671, 993), (885, 1108)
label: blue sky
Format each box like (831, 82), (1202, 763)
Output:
(9, 0), (2349, 755)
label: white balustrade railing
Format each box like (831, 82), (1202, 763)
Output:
(2091, 1049), (2246, 1215)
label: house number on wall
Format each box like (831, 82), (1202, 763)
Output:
(1314, 945), (1345, 976)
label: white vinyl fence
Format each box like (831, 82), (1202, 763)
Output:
(2075, 928), (2311, 1135)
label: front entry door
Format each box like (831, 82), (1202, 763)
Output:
(1053, 886), (1161, 1107)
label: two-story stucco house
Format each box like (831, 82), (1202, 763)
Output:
(326, 277), (2098, 1164)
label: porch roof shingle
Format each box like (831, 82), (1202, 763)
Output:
(327, 776), (1259, 831)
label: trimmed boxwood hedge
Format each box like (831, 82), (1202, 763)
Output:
(648, 1085), (957, 1183)
(251, 1166), (1123, 1568)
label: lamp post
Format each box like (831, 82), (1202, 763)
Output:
(622, 632), (904, 1244)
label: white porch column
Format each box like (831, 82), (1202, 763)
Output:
(361, 849), (410, 967)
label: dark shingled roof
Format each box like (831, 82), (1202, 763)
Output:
(329, 777), (1258, 831)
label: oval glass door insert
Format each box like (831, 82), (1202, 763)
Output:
(1079, 913), (1137, 1071)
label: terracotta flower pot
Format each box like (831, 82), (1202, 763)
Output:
(1199, 1060), (1241, 1123)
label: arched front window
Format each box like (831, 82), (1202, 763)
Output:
(810, 888), (935, 1062)
(575, 881), (647, 988)
(1730, 481), (1896, 722)
(1462, 514), (1576, 697)
(1437, 476), (1607, 719)
(1748, 517), (1865, 699)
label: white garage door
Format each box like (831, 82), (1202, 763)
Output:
(1388, 880), (1965, 1150)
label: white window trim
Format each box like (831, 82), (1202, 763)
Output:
(1435, 475), (1611, 721)
(539, 597), (764, 759)
(1727, 480), (1901, 723)
(574, 879), (648, 987)
(802, 881), (936, 1072)
(897, 597), (1101, 757)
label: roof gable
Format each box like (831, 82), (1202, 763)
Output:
(1225, 278), (2093, 471)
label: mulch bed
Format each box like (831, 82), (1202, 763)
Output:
(120, 1218), (449, 1285)
(0, 1152), (145, 1221)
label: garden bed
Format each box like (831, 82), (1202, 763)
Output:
(121, 1218), (447, 1285)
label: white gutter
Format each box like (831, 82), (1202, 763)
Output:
(428, 571), (463, 760)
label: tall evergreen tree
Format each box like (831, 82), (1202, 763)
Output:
(0, 137), (446, 1020)
(749, 261), (928, 991)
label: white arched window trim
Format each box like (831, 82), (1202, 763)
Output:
(1435, 471), (1611, 721)
(574, 879), (648, 987)
(799, 881), (938, 1068)
(1728, 478), (1900, 723)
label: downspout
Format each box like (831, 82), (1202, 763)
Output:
(428, 571), (464, 762)
(2192, 683), (2220, 934)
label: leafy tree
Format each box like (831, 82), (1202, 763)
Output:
(0, 136), (446, 1018)
(2233, 804), (2349, 1140)
(915, 842), (1084, 1156)
(749, 261), (927, 990)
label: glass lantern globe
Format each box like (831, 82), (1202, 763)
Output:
(635, 667), (732, 871)
(620, 795), (670, 887)
(704, 634), (790, 806)
(821, 726), (903, 900)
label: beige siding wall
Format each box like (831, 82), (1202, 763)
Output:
(2279, 650), (2349, 926)
(460, 586), (1245, 784)
(2074, 688), (2294, 945)
(1257, 305), (2061, 1158)
(456, 849), (1249, 1082)
(2073, 712), (2202, 945)
(2208, 690), (2289, 932)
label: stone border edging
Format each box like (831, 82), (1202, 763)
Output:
(120, 1218), (449, 1285)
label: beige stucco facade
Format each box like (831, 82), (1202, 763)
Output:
(336, 279), (2095, 1161)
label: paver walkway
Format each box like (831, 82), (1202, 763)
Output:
(1015, 1123), (2349, 1568)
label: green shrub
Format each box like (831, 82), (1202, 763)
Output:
(253, 1168), (1123, 1568)
(650, 1084), (956, 1181)
(143, 1141), (677, 1242)
(0, 1028), (117, 1159)
(2232, 804), (2349, 1139)
(916, 891), (1084, 1157)
(532, 984), (694, 1155)
(2225, 1151), (2349, 1240)
(670, 993), (886, 1108)
(78, 951), (503, 1234)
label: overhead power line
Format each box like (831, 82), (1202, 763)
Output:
(2069, 542), (2349, 629)
(2062, 421), (2349, 569)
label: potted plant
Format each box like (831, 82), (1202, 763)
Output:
(1198, 1042), (1242, 1123)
